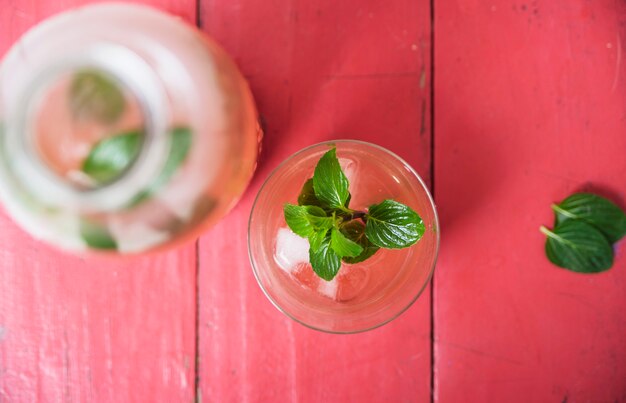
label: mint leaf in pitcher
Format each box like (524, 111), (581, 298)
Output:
(283, 147), (424, 281)
(82, 130), (142, 183)
(82, 127), (192, 201)
(80, 218), (117, 250)
(69, 70), (125, 123)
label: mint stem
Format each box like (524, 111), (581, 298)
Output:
(540, 225), (568, 244)
(551, 203), (577, 219)
(539, 225), (554, 238)
(351, 211), (366, 219)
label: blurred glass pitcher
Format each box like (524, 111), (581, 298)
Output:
(0, 3), (262, 253)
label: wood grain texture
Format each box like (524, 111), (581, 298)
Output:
(197, 0), (433, 402)
(435, 1), (626, 401)
(0, 1), (197, 402)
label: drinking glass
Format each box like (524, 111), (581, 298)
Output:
(248, 140), (439, 333)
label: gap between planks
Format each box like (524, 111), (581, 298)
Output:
(429, 0), (436, 401)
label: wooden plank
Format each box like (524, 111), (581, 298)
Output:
(198, 1), (433, 401)
(0, 1), (197, 401)
(434, 1), (626, 401)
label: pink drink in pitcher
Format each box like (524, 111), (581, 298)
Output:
(0, 3), (261, 253)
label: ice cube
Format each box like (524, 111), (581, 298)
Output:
(292, 262), (320, 290)
(66, 170), (97, 188)
(318, 276), (338, 300)
(274, 227), (310, 273)
(336, 265), (369, 302)
(339, 157), (360, 206)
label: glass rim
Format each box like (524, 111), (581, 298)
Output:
(247, 139), (440, 334)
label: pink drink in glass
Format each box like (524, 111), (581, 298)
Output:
(248, 140), (439, 333)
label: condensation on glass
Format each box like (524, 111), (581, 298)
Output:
(0, 4), (262, 253)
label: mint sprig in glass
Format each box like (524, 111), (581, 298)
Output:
(284, 147), (425, 281)
(248, 141), (439, 333)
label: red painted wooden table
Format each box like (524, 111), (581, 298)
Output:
(1, 0), (625, 401)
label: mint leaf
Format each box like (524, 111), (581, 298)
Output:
(283, 147), (427, 282)
(552, 193), (626, 243)
(313, 148), (350, 209)
(297, 178), (322, 207)
(82, 127), (192, 205)
(309, 233), (342, 281)
(70, 70), (125, 123)
(308, 210), (335, 230)
(144, 127), (192, 193)
(330, 227), (363, 258)
(82, 130), (142, 183)
(365, 199), (424, 249)
(541, 221), (613, 273)
(284, 204), (314, 237)
(284, 204), (332, 238)
(80, 219), (117, 250)
(309, 227), (330, 251)
(340, 220), (380, 264)
(298, 177), (351, 211)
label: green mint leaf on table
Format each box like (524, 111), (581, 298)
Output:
(309, 232), (342, 281)
(330, 227), (363, 258)
(552, 193), (626, 243)
(283, 146), (424, 281)
(541, 221), (613, 273)
(541, 191), (625, 273)
(365, 199), (425, 249)
(80, 219), (117, 250)
(340, 220), (380, 264)
(70, 70), (125, 123)
(313, 148), (350, 209)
